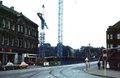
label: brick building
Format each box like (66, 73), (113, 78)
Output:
(0, 1), (39, 64)
(107, 21), (120, 48)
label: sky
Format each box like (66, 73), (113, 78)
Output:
(2, 0), (120, 49)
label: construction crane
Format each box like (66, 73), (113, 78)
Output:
(57, 0), (63, 57)
(37, 0), (63, 57)
(37, 5), (48, 45)
(37, 5), (48, 58)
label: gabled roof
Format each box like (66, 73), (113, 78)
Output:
(113, 21), (120, 28)
(107, 21), (120, 32)
(17, 13), (38, 27)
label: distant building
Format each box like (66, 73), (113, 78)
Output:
(106, 21), (120, 48)
(38, 43), (56, 58)
(0, 1), (39, 64)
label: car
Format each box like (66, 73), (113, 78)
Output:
(18, 61), (29, 69)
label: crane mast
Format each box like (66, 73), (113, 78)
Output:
(57, 0), (63, 57)
(37, 5), (48, 58)
(38, 5), (48, 44)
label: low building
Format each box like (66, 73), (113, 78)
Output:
(0, 1), (39, 64)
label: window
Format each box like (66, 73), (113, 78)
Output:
(107, 34), (109, 39)
(118, 45), (120, 48)
(25, 27), (27, 34)
(21, 26), (23, 32)
(6, 37), (9, 46)
(110, 44), (113, 48)
(35, 31), (36, 37)
(28, 42), (30, 48)
(0, 17), (2, 27)
(0, 34), (1, 44)
(24, 41), (27, 48)
(17, 38), (19, 47)
(28, 29), (31, 35)
(18, 25), (20, 32)
(11, 38), (14, 46)
(117, 34), (120, 39)
(2, 19), (5, 28)
(8, 20), (10, 29)
(110, 34), (113, 39)
(31, 43), (33, 48)
(11, 20), (15, 30)
(107, 44), (113, 48)
(2, 36), (4, 45)
(12, 24), (15, 30)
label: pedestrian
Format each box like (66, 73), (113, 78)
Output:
(97, 61), (101, 70)
(85, 57), (89, 70)
(107, 62), (110, 69)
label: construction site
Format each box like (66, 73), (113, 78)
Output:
(0, 0), (101, 67)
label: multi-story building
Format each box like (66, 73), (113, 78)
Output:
(0, 1), (39, 64)
(106, 21), (120, 48)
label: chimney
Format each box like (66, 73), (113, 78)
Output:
(0, 1), (2, 5)
(10, 6), (14, 10)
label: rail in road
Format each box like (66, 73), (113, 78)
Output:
(0, 61), (100, 78)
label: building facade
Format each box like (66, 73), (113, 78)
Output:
(0, 1), (39, 64)
(106, 21), (120, 48)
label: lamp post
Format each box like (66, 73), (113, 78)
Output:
(88, 43), (91, 68)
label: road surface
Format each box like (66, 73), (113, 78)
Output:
(0, 62), (101, 78)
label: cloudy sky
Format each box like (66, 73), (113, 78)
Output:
(2, 0), (120, 49)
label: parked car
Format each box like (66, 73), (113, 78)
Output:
(0, 61), (15, 71)
(18, 61), (28, 69)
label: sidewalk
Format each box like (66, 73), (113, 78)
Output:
(84, 65), (120, 78)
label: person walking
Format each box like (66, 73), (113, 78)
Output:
(97, 61), (101, 70)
